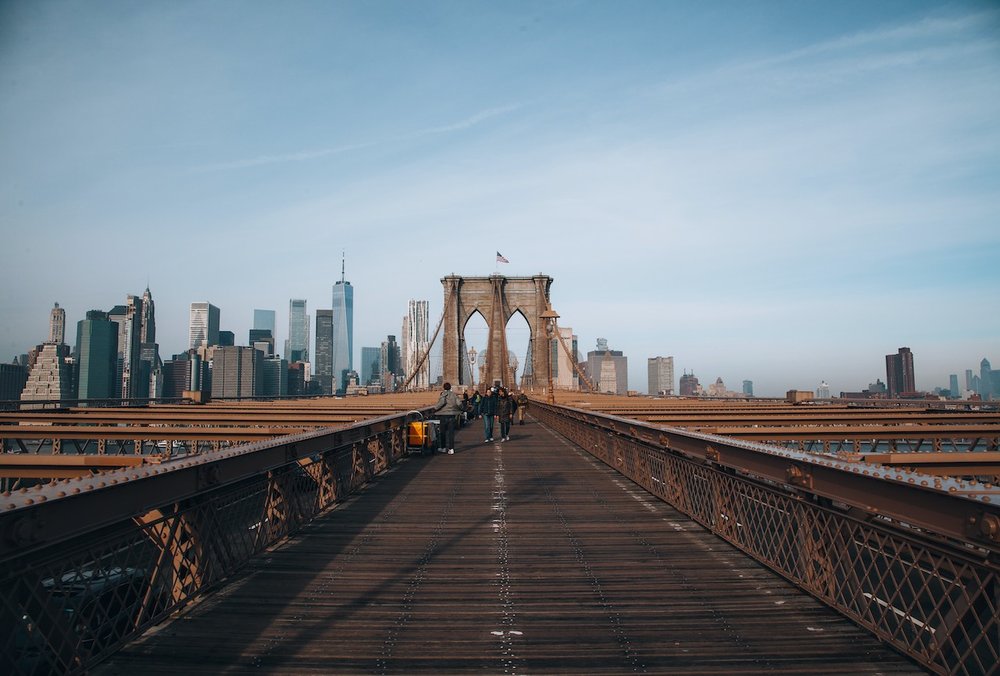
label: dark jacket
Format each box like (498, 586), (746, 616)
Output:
(497, 395), (515, 422)
(480, 391), (499, 416)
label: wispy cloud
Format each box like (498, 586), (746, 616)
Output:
(192, 103), (521, 173)
(743, 12), (996, 71)
(652, 9), (999, 98)
(192, 140), (380, 172)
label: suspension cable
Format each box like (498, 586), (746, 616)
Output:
(552, 321), (597, 392)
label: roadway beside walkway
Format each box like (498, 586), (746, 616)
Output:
(98, 415), (921, 674)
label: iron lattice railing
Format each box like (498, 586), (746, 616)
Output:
(0, 411), (421, 675)
(534, 403), (999, 676)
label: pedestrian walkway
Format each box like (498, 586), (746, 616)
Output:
(98, 417), (920, 674)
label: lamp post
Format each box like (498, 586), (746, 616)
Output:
(539, 308), (559, 404)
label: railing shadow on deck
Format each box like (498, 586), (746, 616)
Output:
(0, 409), (435, 676)
(112, 426), (565, 674)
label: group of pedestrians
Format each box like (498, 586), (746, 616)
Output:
(432, 383), (530, 454)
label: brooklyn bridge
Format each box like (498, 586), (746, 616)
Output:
(2, 276), (1000, 675)
(1, 391), (998, 675)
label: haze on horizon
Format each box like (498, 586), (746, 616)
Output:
(1, 1), (998, 397)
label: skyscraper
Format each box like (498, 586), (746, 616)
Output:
(189, 302), (220, 350)
(285, 299), (309, 363)
(949, 374), (960, 399)
(75, 310), (118, 403)
(109, 295), (144, 399)
(140, 288), (156, 344)
(48, 302), (66, 344)
(404, 299), (430, 389)
(253, 309), (276, 337)
(885, 347), (915, 397)
(361, 346), (380, 387)
(332, 256), (354, 394)
(648, 356), (675, 395)
(380, 335), (401, 391)
(315, 309), (333, 395)
(210, 346), (262, 399)
(743, 380), (754, 397)
(816, 381), (830, 398)
(139, 287), (160, 399)
(981, 358), (993, 399)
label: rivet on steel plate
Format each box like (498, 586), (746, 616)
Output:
(977, 513), (1000, 542)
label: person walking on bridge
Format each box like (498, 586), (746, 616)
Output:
(497, 387), (515, 442)
(480, 386), (499, 442)
(471, 389), (482, 419)
(433, 382), (463, 454)
(516, 391), (528, 425)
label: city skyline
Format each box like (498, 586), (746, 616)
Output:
(1, 2), (998, 396)
(6, 282), (999, 399)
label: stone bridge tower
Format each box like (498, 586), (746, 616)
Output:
(441, 274), (553, 389)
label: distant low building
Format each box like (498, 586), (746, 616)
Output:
(679, 371), (701, 396)
(648, 356), (674, 396)
(786, 390), (813, 404)
(262, 357), (288, 397)
(288, 361), (308, 396)
(0, 363), (28, 402)
(210, 346), (262, 399)
(707, 377), (743, 398)
(587, 339), (627, 395)
(21, 343), (73, 407)
(249, 328), (274, 357)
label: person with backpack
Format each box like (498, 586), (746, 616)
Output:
(432, 382), (463, 454)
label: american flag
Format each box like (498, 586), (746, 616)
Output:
(496, 251), (509, 264)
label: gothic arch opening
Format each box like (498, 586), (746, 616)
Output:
(505, 309), (531, 390)
(461, 310), (489, 387)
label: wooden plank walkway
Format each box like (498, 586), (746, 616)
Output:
(97, 417), (922, 674)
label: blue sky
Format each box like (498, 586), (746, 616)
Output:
(1, 0), (998, 396)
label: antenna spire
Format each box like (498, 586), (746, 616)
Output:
(341, 250), (345, 283)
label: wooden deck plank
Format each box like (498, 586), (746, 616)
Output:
(97, 417), (922, 674)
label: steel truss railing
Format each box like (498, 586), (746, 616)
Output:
(534, 403), (1000, 676)
(0, 410), (427, 676)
